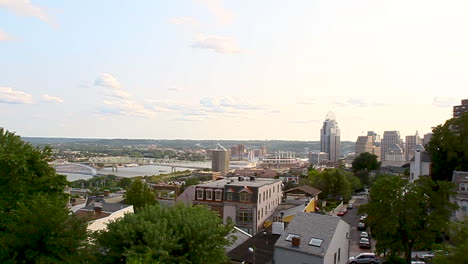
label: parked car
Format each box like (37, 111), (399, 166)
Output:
(359, 238), (371, 249)
(347, 204), (354, 209)
(360, 232), (369, 238)
(338, 209), (347, 216)
(348, 253), (380, 264)
(360, 215), (367, 221)
(358, 222), (366, 230)
(410, 261), (425, 264)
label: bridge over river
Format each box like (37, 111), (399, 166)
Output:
(52, 157), (210, 176)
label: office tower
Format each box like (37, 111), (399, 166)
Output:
(355, 136), (373, 157)
(405, 131), (422, 161)
(367, 131), (381, 144)
(381, 131), (404, 161)
(423, 133), (433, 147)
(309, 152), (329, 165)
(212, 150), (230, 175)
(320, 112), (341, 162)
(230, 144), (246, 158)
(453, 99), (468, 117)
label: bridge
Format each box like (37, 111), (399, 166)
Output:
(52, 163), (97, 176)
(84, 157), (210, 172)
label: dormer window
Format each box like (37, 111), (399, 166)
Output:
(215, 189), (223, 201)
(240, 192), (251, 202)
(460, 183), (468, 192)
(206, 189), (213, 200)
(196, 189), (204, 200)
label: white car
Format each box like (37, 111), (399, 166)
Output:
(348, 253), (380, 264)
(360, 232), (369, 238)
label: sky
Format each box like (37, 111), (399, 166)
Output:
(0, 0), (466, 141)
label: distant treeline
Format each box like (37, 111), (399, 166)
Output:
(23, 137), (356, 155)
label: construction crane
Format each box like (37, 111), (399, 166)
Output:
(217, 143), (227, 151)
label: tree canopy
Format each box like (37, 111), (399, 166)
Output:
(94, 204), (235, 264)
(352, 152), (380, 172)
(426, 113), (468, 181)
(308, 168), (360, 201)
(360, 175), (457, 264)
(0, 128), (89, 263)
(125, 179), (157, 210)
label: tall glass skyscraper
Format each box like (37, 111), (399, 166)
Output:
(320, 112), (341, 162)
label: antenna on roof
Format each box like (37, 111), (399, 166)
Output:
(217, 143), (227, 151)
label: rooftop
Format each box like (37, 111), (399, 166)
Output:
(228, 229), (280, 264)
(197, 177), (281, 188)
(274, 212), (342, 257)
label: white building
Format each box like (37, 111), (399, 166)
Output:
(452, 171), (468, 221)
(409, 150), (431, 182)
(274, 212), (350, 264)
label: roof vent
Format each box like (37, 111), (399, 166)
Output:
(250, 176), (256, 181)
(292, 236), (301, 247)
(238, 176), (244, 181)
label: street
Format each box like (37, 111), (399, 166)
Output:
(341, 195), (374, 258)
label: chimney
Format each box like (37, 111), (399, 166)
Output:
(250, 176), (256, 182)
(238, 176), (244, 181)
(292, 236), (301, 247)
(103, 190), (110, 197)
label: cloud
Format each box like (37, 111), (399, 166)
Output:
(0, 0), (56, 27)
(169, 16), (199, 26)
(0, 86), (33, 104)
(289, 119), (321, 124)
(42, 94), (63, 103)
(191, 34), (240, 54)
(200, 97), (266, 113)
(333, 98), (383, 107)
(94, 73), (121, 89)
(99, 99), (155, 118)
(297, 98), (317, 105)
(433, 97), (459, 107)
(168, 86), (183, 92)
(198, 0), (233, 24)
(0, 28), (15, 41)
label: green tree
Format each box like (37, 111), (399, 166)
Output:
(309, 168), (356, 201)
(360, 175), (457, 264)
(0, 128), (90, 263)
(433, 218), (468, 264)
(117, 177), (132, 189)
(0, 195), (90, 263)
(426, 113), (468, 181)
(94, 204), (235, 264)
(352, 152), (380, 172)
(125, 179), (157, 210)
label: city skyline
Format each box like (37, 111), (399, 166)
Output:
(1, 1), (467, 141)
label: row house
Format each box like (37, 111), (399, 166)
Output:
(193, 176), (283, 235)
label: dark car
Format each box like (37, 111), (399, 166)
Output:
(358, 222), (366, 231)
(348, 253), (380, 264)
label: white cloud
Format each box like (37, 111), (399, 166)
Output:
(0, 0), (55, 26)
(198, 0), (233, 24)
(191, 34), (240, 54)
(42, 94), (63, 103)
(169, 16), (199, 26)
(0, 28), (15, 41)
(433, 97), (459, 107)
(0, 86), (33, 104)
(200, 96), (266, 112)
(168, 86), (183, 92)
(94, 73), (121, 89)
(100, 99), (155, 118)
(334, 98), (384, 107)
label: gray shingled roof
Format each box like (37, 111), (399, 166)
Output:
(274, 212), (341, 257)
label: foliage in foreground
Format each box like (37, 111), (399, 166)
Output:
(360, 175), (457, 264)
(94, 204), (235, 264)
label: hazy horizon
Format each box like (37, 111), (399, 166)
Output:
(1, 1), (466, 141)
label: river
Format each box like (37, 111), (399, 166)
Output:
(64, 161), (211, 182)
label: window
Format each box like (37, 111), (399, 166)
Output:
(226, 192), (233, 201)
(239, 211), (252, 222)
(196, 189), (204, 200)
(205, 189), (213, 200)
(215, 190), (222, 201)
(460, 183), (468, 192)
(240, 192), (251, 202)
(309, 237), (323, 247)
(334, 253), (337, 264)
(286, 233), (300, 241)
(338, 248), (341, 263)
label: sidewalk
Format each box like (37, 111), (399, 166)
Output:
(329, 198), (355, 216)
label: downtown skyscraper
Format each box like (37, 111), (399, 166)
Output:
(320, 112), (341, 162)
